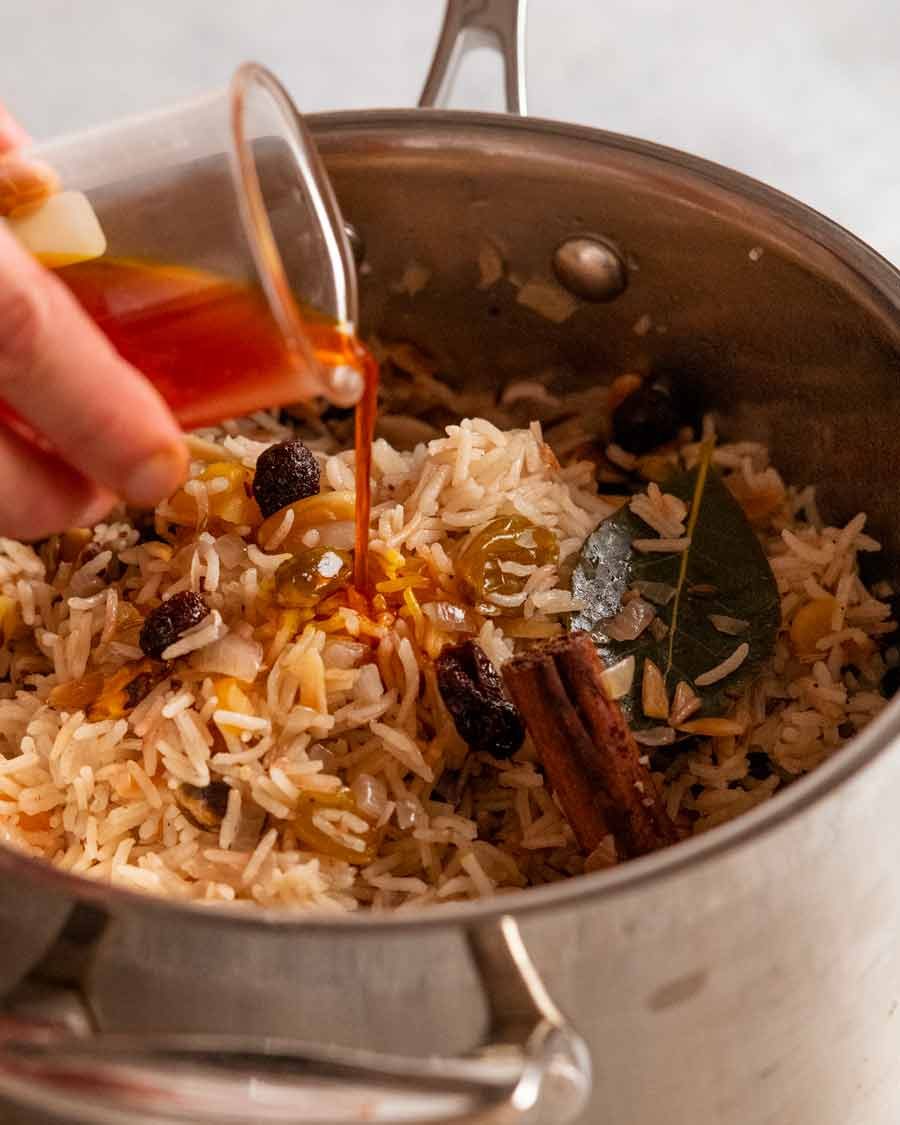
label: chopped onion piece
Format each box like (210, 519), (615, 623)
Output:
(604, 598), (655, 642)
(323, 640), (368, 669)
(423, 601), (477, 633)
(351, 773), (388, 820)
(395, 797), (422, 830)
(308, 743), (338, 771)
(598, 655), (635, 700)
(214, 534), (248, 569)
(354, 664), (384, 704)
(192, 630), (260, 680)
(316, 521), (356, 550)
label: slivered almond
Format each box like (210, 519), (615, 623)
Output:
(676, 718), (746, 737)
(641, 658), (669, 719)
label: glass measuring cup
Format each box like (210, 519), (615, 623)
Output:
(0, 63), (362, 432)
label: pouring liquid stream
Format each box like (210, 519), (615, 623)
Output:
(0, 257), (378, 594)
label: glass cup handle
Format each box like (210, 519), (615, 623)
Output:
(419, 0), (528, 115)
(0, 916), (590, 1125)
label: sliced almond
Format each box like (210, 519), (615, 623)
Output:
(598, 654), (635, 701)
(670, 681), (701, 726)
(641, 658), (669, 720)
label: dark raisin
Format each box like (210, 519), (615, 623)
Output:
(612, 373), (682, 454)
(132, 511), (162, 545)
(649, 747), (677, 773)
(746, 750), (773, 780)
(252, 440), (320, 518)
(139, 591), (209, 659)
(174, 781), (231, 830)
(883, 666), (900, 699)
(436, 640), (524, 759)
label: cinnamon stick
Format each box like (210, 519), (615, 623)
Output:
(503, 632), (679, 859)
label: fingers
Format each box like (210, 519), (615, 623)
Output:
(0, 223), (188, 508)
(0, 423), (116, 540)
(0, 100), (185, 538)
(0, 104), (28, 153)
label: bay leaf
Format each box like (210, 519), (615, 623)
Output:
(569, 455), (780, 724)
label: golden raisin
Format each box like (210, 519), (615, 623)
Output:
(257, 491), (355, 554)
(275, 548), (352, 608)
(790, 596), (837, 655)
(290, 789), (376, 865)
(49, 672), (104, 711)
(89, 660), (166, 720)
(456, 515), (558, 617)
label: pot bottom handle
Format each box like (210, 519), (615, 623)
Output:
(0, 916), (591, 1125)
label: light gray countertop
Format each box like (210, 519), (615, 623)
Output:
(4, 0), (898, 262)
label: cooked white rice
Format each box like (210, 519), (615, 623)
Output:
(0, 388), (891, 912)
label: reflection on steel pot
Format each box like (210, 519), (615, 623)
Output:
(4, 1), (900, 1122)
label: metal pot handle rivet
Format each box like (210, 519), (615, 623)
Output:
(0, 915), (590, 1125)
(419, 0), (528, 114)
(553, 235), (629, 302)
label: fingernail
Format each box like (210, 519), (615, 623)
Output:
(124, 445), (187, 507)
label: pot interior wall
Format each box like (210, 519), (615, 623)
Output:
(315, 113), (900, 569)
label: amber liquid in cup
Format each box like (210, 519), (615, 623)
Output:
(52, 258), (361, 430)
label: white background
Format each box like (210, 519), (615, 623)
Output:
(4, 0), (898, 262)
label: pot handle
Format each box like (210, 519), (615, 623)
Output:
(0, 915), (590, 1125)
(419, 0), (528, 114)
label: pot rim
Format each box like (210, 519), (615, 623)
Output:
(3, 107), (898, 934)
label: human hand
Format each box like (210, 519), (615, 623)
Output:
(0, 103), (187, 540)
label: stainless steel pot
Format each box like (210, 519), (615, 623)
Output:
(4, 2), (900, 1122)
